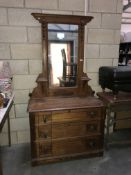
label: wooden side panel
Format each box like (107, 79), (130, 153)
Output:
(29, 113), (37, 160)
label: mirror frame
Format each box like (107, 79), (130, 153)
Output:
(48, 24), (78, 88)
(31, 13), (93, 97)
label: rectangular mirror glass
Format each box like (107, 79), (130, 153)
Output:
(48, 24), (78, 88)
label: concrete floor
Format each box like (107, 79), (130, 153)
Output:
(1, 143), (131, 175)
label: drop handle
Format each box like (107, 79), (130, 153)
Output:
(88, 140), (96, 148)
(87, 125), (96, 131)
(43, 116), (47, 123)
(39, 145), (49, 154)
(39, 131), (48, 138)
(43, 146), (49, 153)
(90, 111), (96, 117)
(44, 132), (48, 138)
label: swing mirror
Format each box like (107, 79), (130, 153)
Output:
(48, 23), (78, 87)
(31, 13), (93, 96)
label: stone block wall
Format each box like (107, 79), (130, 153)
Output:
(0, 0), (123, 145)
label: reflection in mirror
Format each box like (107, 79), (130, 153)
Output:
(48, 24), (78, 88)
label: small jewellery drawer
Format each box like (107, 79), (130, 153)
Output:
(35, 141), (52, 158)
(35, 112), (52, 124)
(52, 108), (101, 123)
(52, 121), (100, 139)
(36, 125), (52, 140)
(52, 136), (101, 156)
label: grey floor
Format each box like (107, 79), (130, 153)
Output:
(1, 142), (131, 175)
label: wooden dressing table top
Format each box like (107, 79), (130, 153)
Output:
(28, 96), (104, 112)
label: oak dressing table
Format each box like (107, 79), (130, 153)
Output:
(28, 13), (106, 165)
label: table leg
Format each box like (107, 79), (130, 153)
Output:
(0, 161), (2, 175)
(0, 146), (3, 175)
(7, 113), (11, 147)
(106, 108), (111, 149)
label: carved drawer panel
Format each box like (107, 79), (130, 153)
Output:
(36, 125), (52, 140)
(35, 112), (52, 124)
(52, 136), (101, 156)
(52, 108), (101, 123)
(52, 121), (100, 139)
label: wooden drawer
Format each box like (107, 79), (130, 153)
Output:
(114, 111), (131, 130)
(36, 125), (52, 140)
(52, 108), (101, 123)
(35, 141), (52, 158)
(52, 121), (100, 139)
(35, 112), (52, 124)
(115, 120), (131, 130)
(52, 136), (101, 156)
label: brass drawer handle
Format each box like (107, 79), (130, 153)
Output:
(39, 145), (50, 154)
(43, 146), (49, 153)
(88, 140), (96, 148)
(90, 111), (96, 117)
(44, 132), (48, 138)
(43, 116), (47, 123)
(39, 132), (48, 138)
(87, 125), (96, 131)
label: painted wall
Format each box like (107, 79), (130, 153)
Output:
(0, 0), (123, 145)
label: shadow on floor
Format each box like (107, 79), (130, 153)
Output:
(1, 143), (131, 175)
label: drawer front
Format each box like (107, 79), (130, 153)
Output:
(52, 108), (101, 123)
(52, 121), (100, 139)
(35, 141), (52, 158)
(36, 125), (52, 140)
(52, 136), (101, 156)
(35, 112), (52, 124)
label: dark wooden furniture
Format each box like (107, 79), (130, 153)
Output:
(28, 97), (105, 165)
(97, 91), (131, 149)
(99, 66), (131, 96)
(0, 94), (14, 175)
(28, 13), (106, 166)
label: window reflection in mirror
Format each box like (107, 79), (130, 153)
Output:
(48, 24), (78, 88)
